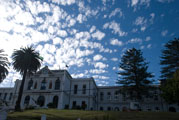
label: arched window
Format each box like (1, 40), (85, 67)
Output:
(53, 96), (58, 108)
(55, 78), (60, 90)
(37, 96), (45, 107)
(34, 82), (37, 89)
(169, 107), (176, 112)
(41, 78), (46, 90)
(27, 79), (33, 90)
(49, 81), (52, 89)
(24, 95), (30, 105)
(115, 107), (119, 111)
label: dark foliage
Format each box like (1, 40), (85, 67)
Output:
(116, 48), (153, 101)
(160, 38), (179, 82)
(0, 49), (9, 83)
(161, 70), (179, 104)
(12, 46), (43, 111)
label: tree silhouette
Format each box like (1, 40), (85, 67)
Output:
(117, 48), (153, 101)
(12, 46), (43, 111)
(0, 49), (9, 83)
(160, 38), (179, 83)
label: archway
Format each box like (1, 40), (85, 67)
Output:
(122, 106), (127, 111)
(169, 107), (176, 112)
(53, 96), (58, 108)
(115, 107), (119, 111)
(37, 96), (45, 107)
(24, 95), (30, 105)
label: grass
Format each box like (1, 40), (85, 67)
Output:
(7, 109), (179, 120)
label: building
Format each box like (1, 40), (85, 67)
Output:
(0, 66), (178, 112)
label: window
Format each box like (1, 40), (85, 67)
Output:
(114, 91), (119, 100)
(100, 92), (104, 101)
(41, 78), (46, 90)
(154, 96), (158, 101)
(107, 107), (111, 111)
(34, 82), (37, 89)
(81, 101), (86, 110)
(55, 78), (60, 90)
(27, 79), (33, 90)
(53, 96), (58, 108)
(74, 85), (78, 94)
(155, 107), (160, 111)
(49, 81), (52, 89)
(4, 93), (7, 100)
(107, 92), (111, 100)
(9, 93), (13, 100)
(37, 96), (45, 107)
(82, 85), (86, 94)
(24, 95), (30, 105)
(100, 107), (103, 111)
(0, 93), (1, 98)
(72, 101), (76, 107)
(122, 94), (126, 101)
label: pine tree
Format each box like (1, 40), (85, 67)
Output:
(160, 38), (179, 83)
(117, 48), (153, 101)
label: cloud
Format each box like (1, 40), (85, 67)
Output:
(111, 58), (118, 61)
(133, 15), (154, 32)
(92, 30), (105, 40)
(77, 14), (86, 23)
(103, 21), (127, 36)
(93, 54), (107, 61)
(94, 62), (108, 69)
(110, 38), (123, 46)
(130, 0), (151, 10)
(157, 0), (174, 3)
(53, 37), (63, 45)
(127, 38), (142, 44)
(89, 69), (107, 74)
(147, 44), (152, 48)
(131, 0), (139, 6)
(161, 30), (168, 36)
(51, 0), (76, 6)
(145, 36), (151, 41)
(109, 8), (123, 18)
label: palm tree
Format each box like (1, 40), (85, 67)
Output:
(0, 49), (9, 83)
(12, 46), (43, 111)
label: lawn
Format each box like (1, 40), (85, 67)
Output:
(7, 109), (179, 120)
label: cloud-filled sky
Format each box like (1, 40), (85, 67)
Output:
(0, 0), (178, 87)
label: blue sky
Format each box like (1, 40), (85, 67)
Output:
(0, 0), (178, 87)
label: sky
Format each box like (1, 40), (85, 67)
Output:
(0, 0), (179, 87)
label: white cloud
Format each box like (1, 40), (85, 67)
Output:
(51, 0), (76, 5)
(90, 26), (96, 33)
(147, 44), (152, 48)
(127, 38), (142, 44)
(92, 30), (105, 40)
(89, 69), (107, 74)
(145, 36), (151, 41)
(94, 62), (108, 69)
(130, 0), (150, 9)
(57, 30), (68, 37)
(53, 37), (63, 45)
(131, 0), (139, 6)
(111, 58), (118, 61)
(109, 8), (123, 18)
(157, 0), (174, 3)
(161, 30), (168, 36)
(110, 38), (123, 46)
(93, 54), (103, 61)
(103, 21), (127, 36)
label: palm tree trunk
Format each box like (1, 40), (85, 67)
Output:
(15, 70), (27, 111)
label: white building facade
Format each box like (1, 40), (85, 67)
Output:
(0, 66), (178, 112)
